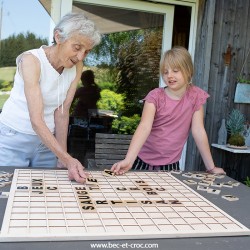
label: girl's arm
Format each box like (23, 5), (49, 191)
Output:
(111, 101), (156, 174)
(191, 106), (226, 174)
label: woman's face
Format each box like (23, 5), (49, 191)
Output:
(57, 33), (94, 68)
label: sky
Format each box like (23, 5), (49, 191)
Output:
(1, 0), (51, 40)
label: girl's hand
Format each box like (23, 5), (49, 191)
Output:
(206, 166), (226, 175)
(111, 159), (133, 175)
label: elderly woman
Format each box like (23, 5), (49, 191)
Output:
(0, 13), (101, 183)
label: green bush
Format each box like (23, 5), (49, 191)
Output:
(112, 114), (140, 134)
(0, 80), (13, 91)
(98, 81), (116, 91)
(97, 89), (125, 114)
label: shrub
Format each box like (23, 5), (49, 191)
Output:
(112, 114), (140, 134)
(0, 80), (13, 91)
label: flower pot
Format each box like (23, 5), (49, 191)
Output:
(234, 83), (250, 103)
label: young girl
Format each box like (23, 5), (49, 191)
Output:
(111, 46), (225, 175)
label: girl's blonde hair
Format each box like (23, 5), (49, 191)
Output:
(160, 46), (194, 84)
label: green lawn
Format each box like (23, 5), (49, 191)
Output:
(0, 67), (14, 109)
(0, 67), (16, 82)
(0, 94), (9, 109)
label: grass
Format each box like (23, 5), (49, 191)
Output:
(0, 67), (14, 109)
(0, 94), (9, 109)
(0, 67), (16, 82)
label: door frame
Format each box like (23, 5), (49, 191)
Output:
(48, 0), (199, 170)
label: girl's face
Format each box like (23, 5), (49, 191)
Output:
(162, 67), (188, 92)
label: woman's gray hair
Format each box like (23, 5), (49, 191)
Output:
(53, 12), (101, 46)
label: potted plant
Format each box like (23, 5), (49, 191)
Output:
(234, 47), (250, 103)
(226, 109), (246, 148)
(245, 176), (250, 187)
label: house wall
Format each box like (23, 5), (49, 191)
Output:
(42, 0), (249, 176)
(185, 0), (250, 179)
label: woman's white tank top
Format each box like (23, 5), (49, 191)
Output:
(0, 46), (76, 135)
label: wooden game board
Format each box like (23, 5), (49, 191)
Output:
(0, 169), (249, 242)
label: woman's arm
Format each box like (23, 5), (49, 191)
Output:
(21, 54), (70, 162)
(111, 101), (156, 174)
(21, 55), (87, 182)
(54, 61), (83, 153)
(191, 107), (226, 174)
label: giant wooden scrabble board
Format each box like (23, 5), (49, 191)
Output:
(0, 169), (249, 242)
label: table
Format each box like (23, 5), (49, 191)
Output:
(0, 166), (250, 250)
(212, 143), (250, 181)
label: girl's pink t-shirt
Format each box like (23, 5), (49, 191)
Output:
(138, 85), (209, 165)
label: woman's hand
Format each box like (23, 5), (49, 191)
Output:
(111, 159), (133, 175)
(57, 159), (66, 169)
(64, 157), (89, 183)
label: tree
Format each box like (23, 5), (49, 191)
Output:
(88, 30), (143, 67)
(87, 28), (163, 117)
(116, 28), (163, 116)
(0, 32), (48, 67)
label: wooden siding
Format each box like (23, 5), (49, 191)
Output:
(186, 0), (250, 179)
(94, 133), (132, 169)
